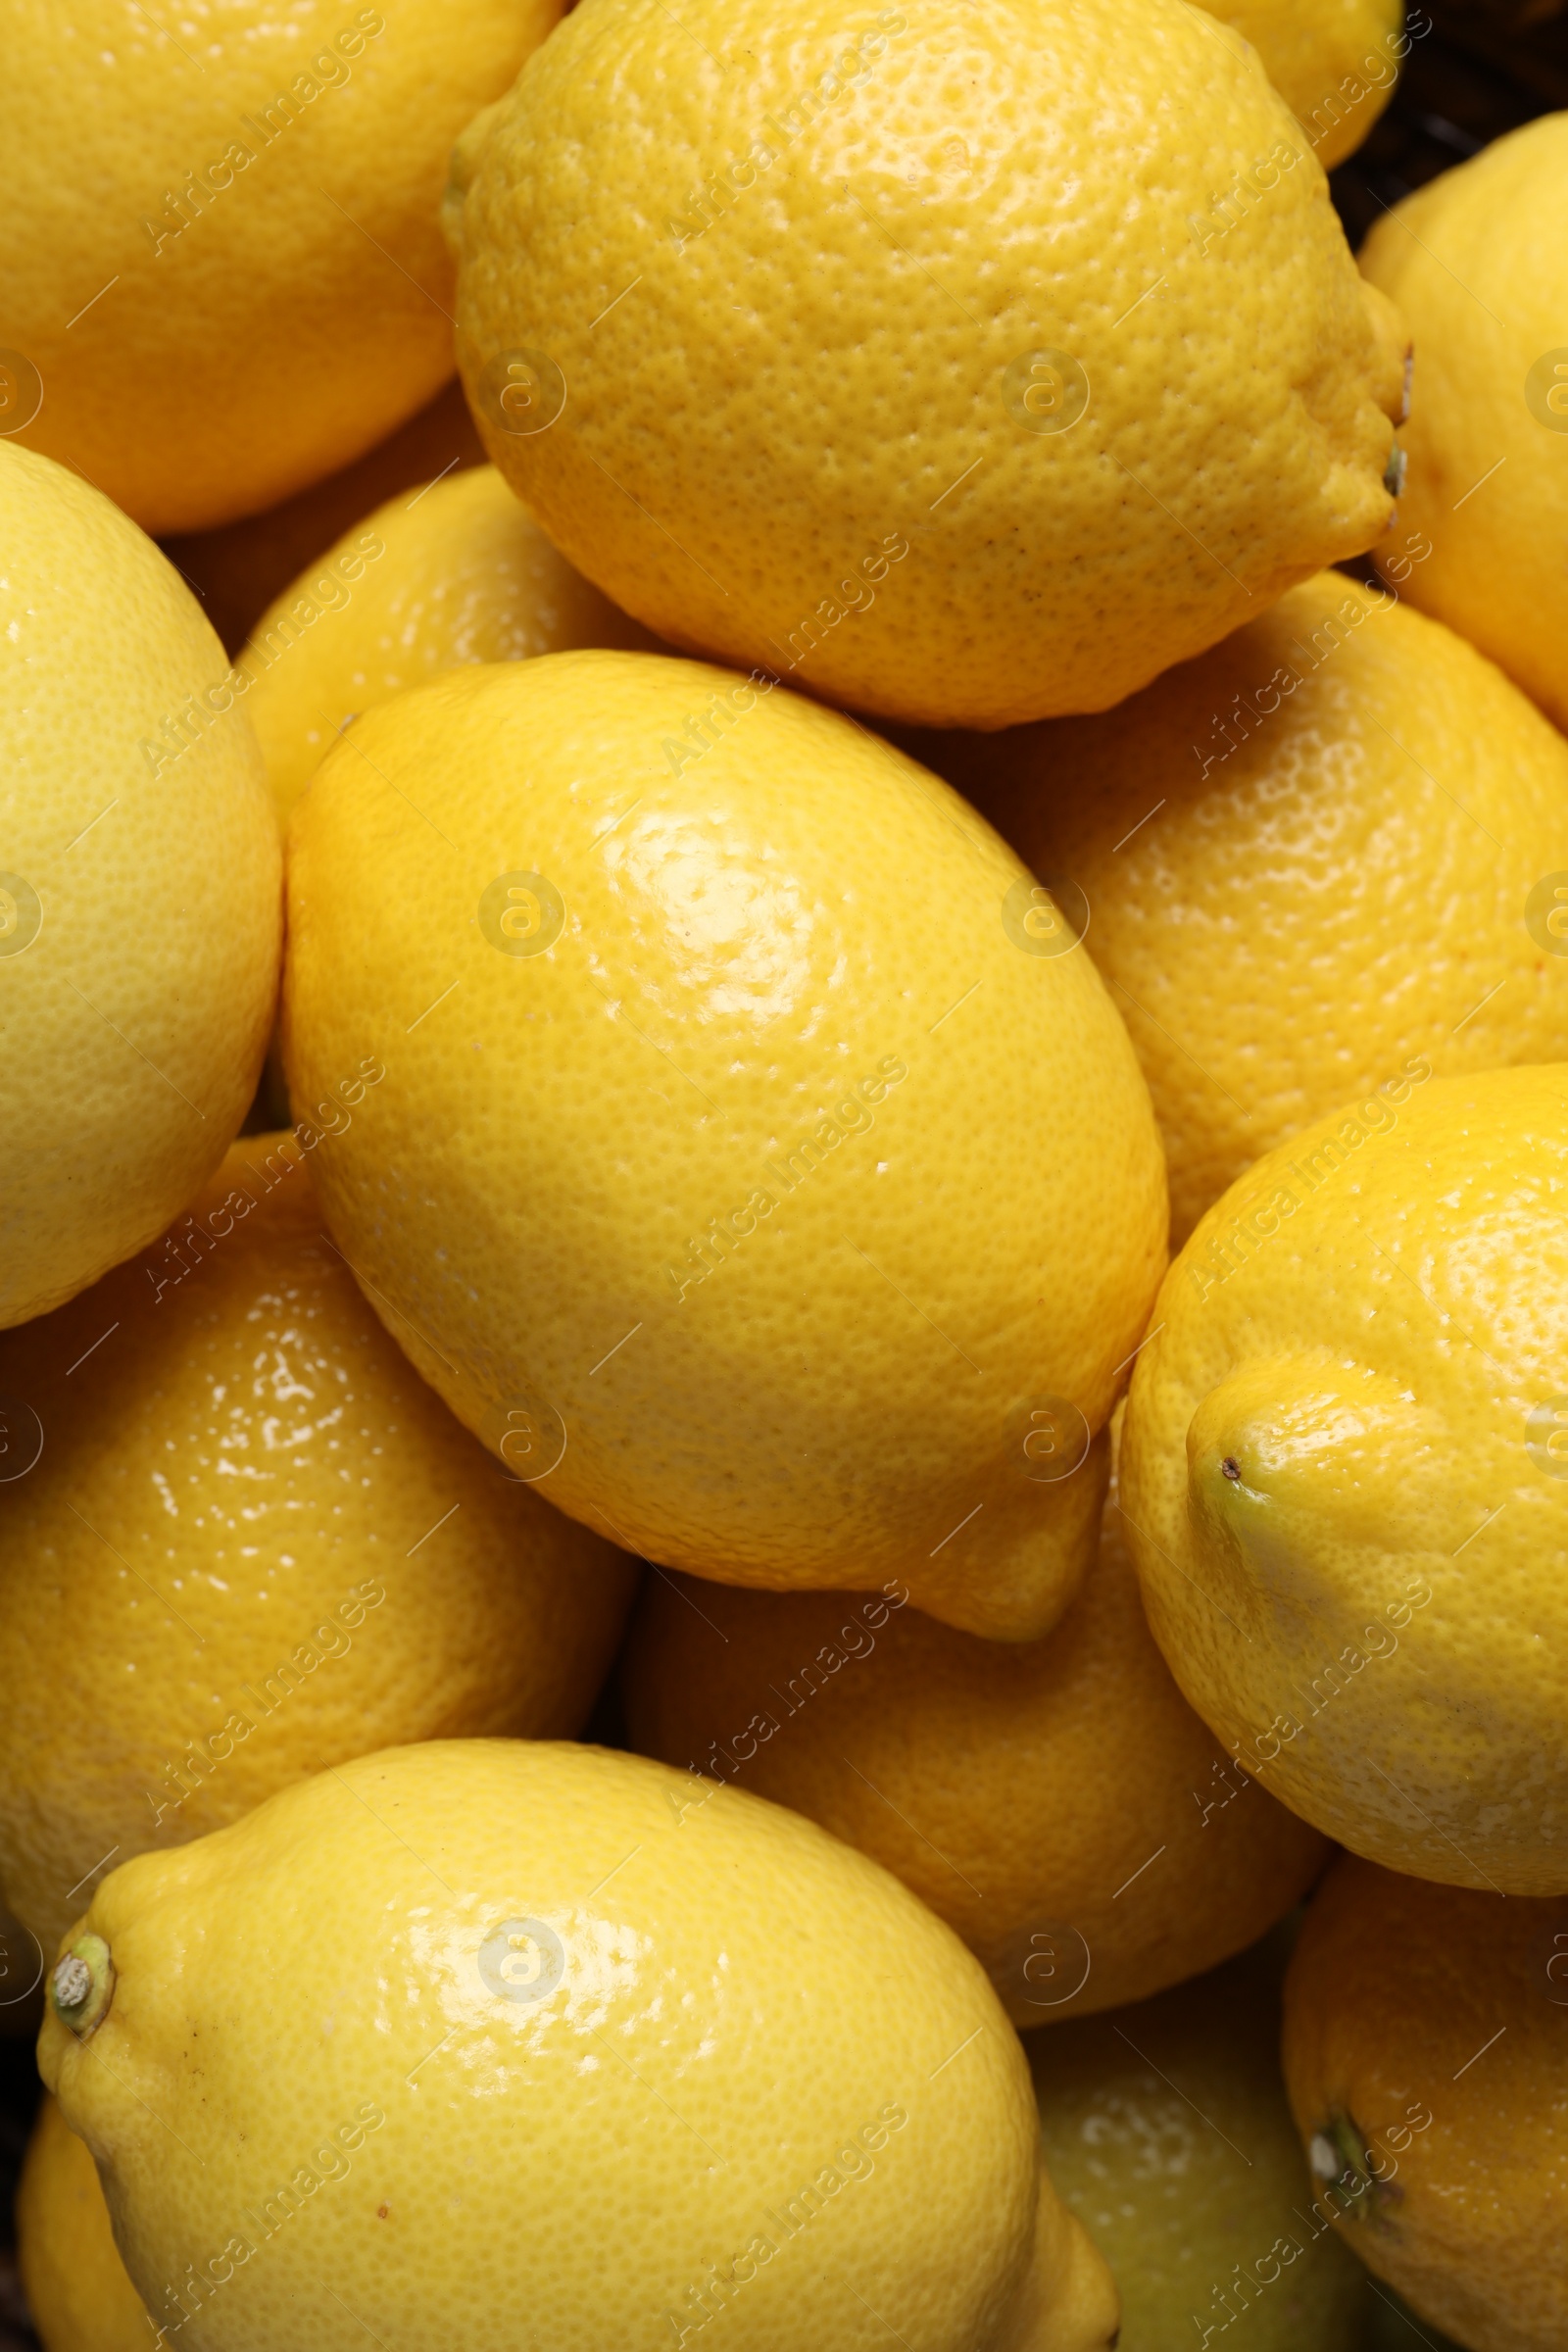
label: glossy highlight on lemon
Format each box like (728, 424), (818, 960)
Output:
(40, 1740), (1120, 2352)
(1121, 1065), (1568, 1894)
(3, 0), (559, 531)
(282, 650), (1167, 1641)
(1362, 113), (1568, 735)
(1283, 1855), (1568, 2352)
(0, 1132), (636, 1951)
(446, 0), (1404, 727)
(623, 1471), (1327, 2023)
(245, 465), (660, 823)
(951, 570), (1568, 1245)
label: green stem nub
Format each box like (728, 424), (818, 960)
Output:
(50, 1932), (115, 2040)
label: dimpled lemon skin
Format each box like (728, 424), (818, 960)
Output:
(0, 444), (279, 1329)
(1120, 1065), (1568, 1895)
(1030, 1937), (1368, 2352)
(1283, 1855), (1568, 2352)
(1361, 116), (1568, 734)
(622, 1483), (1327, 2026)
(17, 2097), (154, 2352)
(0, 1134), (636, 1954)
(281, 652), (1167, 1643)
(943, 571), (1568, 1248)
(445, 0), (1403, 731)
(2, 0), (557, 534)
(41, 1740), (1120, 2352)
(246, 466), (662, 824)
(1206, 0), (1403, 169)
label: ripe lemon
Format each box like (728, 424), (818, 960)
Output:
(0, 1133), (636, 1954)
(1282, 1853), (1568, 2352)
(2, 0), (557, 532)
(1360, 114), (1568, 734)
(1120, 1064), (1568, 1895)
(944, 570), (1568, 1247)
(621, 1461), (1327, 2023)
(281, 652), (1167, 1642)
(1204, 0), (1403, 169)
(1030, 1935), (1370, 2351)
(40, 1740), (1120, 2352)
(17, 2097), (153, 2352)
(444, 0), (1404, 729)
(0, 444), (279, 1329)
(245, 466), (661, 824)
(163, 375), (486, 657)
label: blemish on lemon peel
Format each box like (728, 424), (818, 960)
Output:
(50, 1933), (114, 2041)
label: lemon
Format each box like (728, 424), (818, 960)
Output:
(1204, 0), (1404, 169)
(943, 570), (1568, 1247)
(40, 1739), (1120, 2352)
(281, 651), (1166, 1642)
(2, 0), (557, 533)
(444, 0), (1404, 729)
(1030, 1934), (1371, 2351)
(163, 375), (486, 658)
(1120, 1063), (1568, 1896)
(17, 2096), (154, 2352)
(1283, 1853), (1568, 2352)
(245, 466), (661, 824)
(621, 1458), (1327, 2024)
(0, 1132), (635, 1954)
(1360, 114), (1568, 734)
(0, 444), (280, 1329)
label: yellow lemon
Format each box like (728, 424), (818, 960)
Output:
(0, 1133), (635, 1954)
(444, 0), (1404, 729)
(1204, 0), (1404, 169)
(40, 1740), (1120, 2352)
(621, 1466), (1327, 2024)
(1120, 1064), (1568, 1895)
(244, 466), (661, 825)
(1282, 1853), (1568, 2352)
(0, 444), (279, 1329)
(1360, 114), (1568, 733)
(940, 571), (1568, 1247)
(163, 375), (486, 658)
(17, 2096), (153, 2352)
(281, 652), (1167, 1641)
(1030, 1935), (1371, 2351)
(2, 0), (556, 533)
